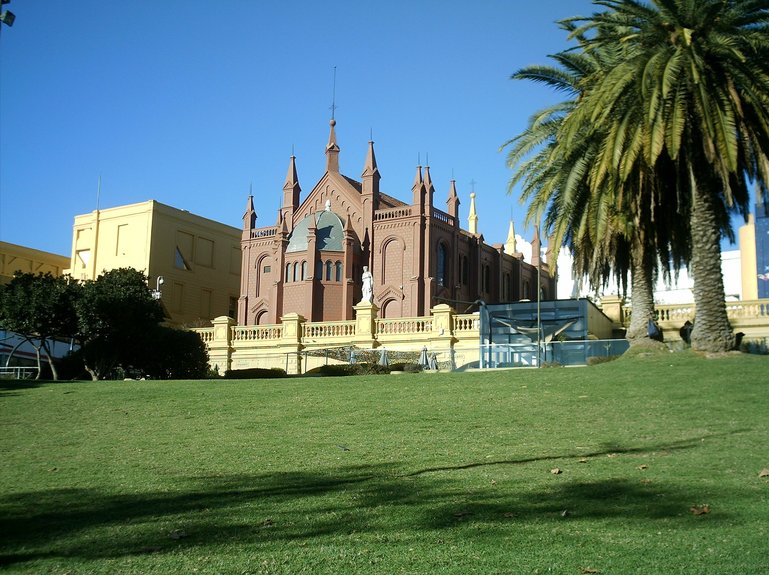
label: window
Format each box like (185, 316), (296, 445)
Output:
(325, 260), (332, 281)
(301, 261), (307, 281)
(200, 289), (212, 319)
(437, 243), (447, 287)
(316, 260), (323, 279)
(335, 261), (343, 282)
(175, 231), (194, 270)
(285, 263), (291, 283)
(116, 224), (129, 257)
(229, 297), (238, 319)
(263, 265), (271, 273)
(196, 237), (214, 267)
(292, 262), (298, 282)
(523, 280), (530, 300)
(175, 247), (191, 271)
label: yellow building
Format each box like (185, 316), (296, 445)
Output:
(67, 200), (241, 326)
(0, 241), (70, 284)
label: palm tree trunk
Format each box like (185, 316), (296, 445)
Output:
(688, 174), (734, 352)
(626, 242), (657, 342)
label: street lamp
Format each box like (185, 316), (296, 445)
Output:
(152, 276), (164, 300)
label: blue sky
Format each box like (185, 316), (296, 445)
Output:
(5, 0), (740, 260)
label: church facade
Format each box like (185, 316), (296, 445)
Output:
(238, 120), (555, 325)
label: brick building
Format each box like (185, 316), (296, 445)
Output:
(238, 120), (555, 324)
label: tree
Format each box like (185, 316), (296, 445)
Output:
(75, 268), (165, 380)
(566, 0), (769, 352)
(0, 272), (80, 380)
(503, 35), (689, 343)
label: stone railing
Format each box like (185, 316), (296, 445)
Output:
(303, 320), (356, 339)
(453, 313), (479, 333)
(616, 298), (769, 342)
(196, 327), (214, 344)
(431, 208), (455, 227)
(250, 227), (277, 239)
(193, 303), (479, 375)
(233, 324), (283, 341)
(376, 317), (432, 335)
(374, 206), (413, 221)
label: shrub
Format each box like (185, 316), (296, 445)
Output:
(223, 367), (288, 379)
(304, 363), (390, 377)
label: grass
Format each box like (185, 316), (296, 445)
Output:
(1, 351), (768, 574)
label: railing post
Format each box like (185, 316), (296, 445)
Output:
(599, 295), (626, 330)
(209, 316), (236, 374)
(279, 313), (305, 374)
(429, 304), (456, 369)
(353, 301), (379, 348)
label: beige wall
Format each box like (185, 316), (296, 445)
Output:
(68, 200), (241, 327)
(0, 241), (70, 284)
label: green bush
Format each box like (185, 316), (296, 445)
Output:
(223, 367), (288, 379)
(388, 362), (423, 373)
(304, 363), (390, 377)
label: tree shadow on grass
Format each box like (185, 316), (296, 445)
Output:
(0, 437), (743, 567)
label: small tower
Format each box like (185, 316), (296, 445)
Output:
(531, 226), (541, 268)
(446, 179), (460, 226)
(281, 155), (301, 230)
(468, 192), (479, 235)
(412, 165), (425, 211)
(361, 139), (380, 268)
(504, 220), (518, 256)
(423, 165), (435, 210)
(243, 194), (256, 232)
(325, 119), (340, 173)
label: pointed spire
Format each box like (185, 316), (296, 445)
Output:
(325, 119), (340, 172)
(446, 179), (460, 223)
(411, 164), (424, 208)
(362, 139), (378, 176)
(423, 165), (435, 207)
(468, 192), (478, 235)
(504, 220), (517, 255)
(282, 155), (301, 224)
(361, 139), (381, 202)
(531, 225), (541, 267)
(243, 193), (256, 231)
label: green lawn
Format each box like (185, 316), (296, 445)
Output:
(1, 351), (768, 574)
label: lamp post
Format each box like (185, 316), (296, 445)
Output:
(152, 276), (164, 300)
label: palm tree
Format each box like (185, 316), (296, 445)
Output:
(567, 0), (769, 351)
(504, 28), (689, 343)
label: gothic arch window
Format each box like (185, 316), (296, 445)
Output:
(255, 310), (268, 325)
(292, 262), (299, 282)
(301, 261), (307, 281)
(436, 243), (448, 287)
(316, 260), (323, 279)
(285, 263), (291, 283)
(325, 260), (333, 281)
(523, 280), (530, 300)
(335, 261), (343, 282)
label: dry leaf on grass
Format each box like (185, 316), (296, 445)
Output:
(551, 467), (562, 475)
(637, 464), (648, 470)
(168, 529), (188, 540)
(759, 468), (769, 478)
(580, 568), (600, 574)
(690, 504), (710, 516)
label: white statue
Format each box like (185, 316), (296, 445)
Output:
(361, 266), (373, 303)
